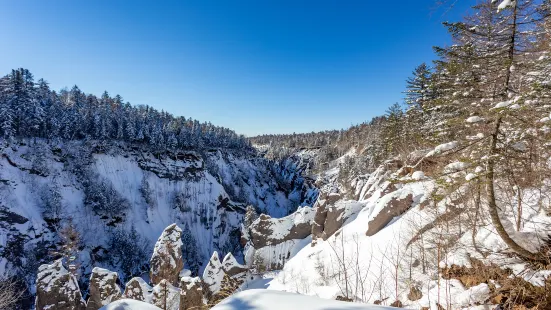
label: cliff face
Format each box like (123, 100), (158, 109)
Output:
(0, 138), (317, 307)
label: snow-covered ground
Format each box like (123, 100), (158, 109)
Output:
(212, 289), (398, 310)
(99, 299), (161, 310)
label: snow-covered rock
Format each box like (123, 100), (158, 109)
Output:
(202, 251), (225, 295)
(179, 276), (205, 310)
(222, 252), (248, 277)
(35, 259), (86, 310)
(150, 224), (184, 285)
(365, 192), (414, 236)
(312, 195), (363, 242)
(247, 207), (315, 249)
(123, 277), (152, 302)
(87, 267), (122, 310)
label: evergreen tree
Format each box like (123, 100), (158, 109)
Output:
(181, 223), (201, 276)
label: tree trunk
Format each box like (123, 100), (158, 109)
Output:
(486, 117), (541, 261)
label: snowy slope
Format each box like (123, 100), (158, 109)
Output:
(239, 155), (551, 309)
(212, 289), (398, 310)
(100, 299), (162, 310)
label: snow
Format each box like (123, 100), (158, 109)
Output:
(497, 0), (515, 11)
(411, 171), (425, 180)
(211, 290), (397, 310)
(100, 299), (161, 310)
(466, 116), (484, 123)
(444, 161), (469, 173)
(426, 141), (459, 156)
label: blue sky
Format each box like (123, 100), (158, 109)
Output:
(0, 1), (472, 136)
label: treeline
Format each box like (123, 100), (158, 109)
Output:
(252, 0), (551, 182)
(0, 69), (251, 151)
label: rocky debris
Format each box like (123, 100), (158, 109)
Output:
(202, 252), (225, 295)
(221, 252), (247, 277)
(150, 224), (184, 286)
(87, 267), (122, 310)
(123, 277), (152, 302)
(151, 279), (180, 310)
(248, 207), (315, 249)
(179, 277), (204, 310)
(408, 286), (423, 301)
(35, 259), (86, 310)
(366, 193), (414, 236)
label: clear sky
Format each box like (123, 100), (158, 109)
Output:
(0, 0), (472, 136)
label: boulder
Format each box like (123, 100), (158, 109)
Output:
(35, 260), (86, 310)
(86, 267), (121, 310)
(408, 286), (423, 301)
(123, 277), (151, 302)
(366, 193), (414, 236)
(179, 277), (204, 310)
(150, 224), (184, 285)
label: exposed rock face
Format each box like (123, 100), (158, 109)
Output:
(35, 260), (86, 310)
(248, 207), (315, 249)
(137, 151), (203, 180)
(123, 277), (152, 302)
(366, 193), (414, 236)
(150, 223), (184, 285)
(202, 252), (225, 295)
(179, 277), (204, 310)
(86, 267), (122, 310)
(312, 193), (363, 242)
(151, 279), (180, 310)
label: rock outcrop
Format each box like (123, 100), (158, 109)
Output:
(35, 260), (86, 310)
(179, 277), (204, 310)
(202, 252), (225, 295)
(221, 252), (247, 277)
(150, 223), (184, 285)
(86, 267), (122, 310)
(248, 207), (315, 249)
(366, 193), (414, 236)
(312, 194), (363, 242)
(123, 277), (152, 302)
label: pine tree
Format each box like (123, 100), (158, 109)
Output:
(181, 223), (201, 276)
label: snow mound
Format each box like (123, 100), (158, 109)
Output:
(100, 299), (161, 310)
(211, 289), (397, 310)
(426, 141), (458, 156)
